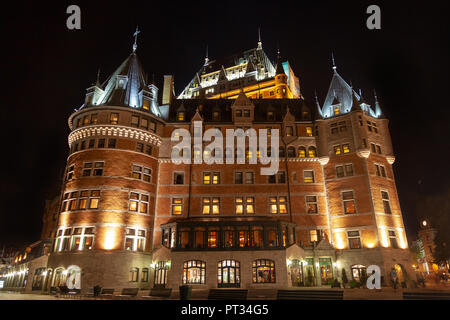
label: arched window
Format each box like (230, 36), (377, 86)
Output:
(218, 260), (241, 288)
(53, 268), (66, 287)
(308, 146), (317, 158)
(298, 147), (306, 158)
(351, 265), (367, 281)
(252, 259), (276, 283)
(154, 261), (169, 287)
(129, 268), (139, 282)
(183, 260), (206, 284)
(287, 147), (296, 158)
(279, 147), (285, 157)
(141, 268), (149, 282)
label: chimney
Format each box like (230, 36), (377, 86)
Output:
(162, 75), (174, 105)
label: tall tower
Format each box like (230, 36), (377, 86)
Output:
(47, 44), (165, 289)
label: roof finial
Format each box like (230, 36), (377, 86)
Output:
(314, 90), (320, 104)
(359, 88), (363, 97)
(96, 68), (101, 87)
(374, 89), (378, 101)
(257, 27), (262, 49)
(331, 52), (337, 71)
(204, 45), (209, 65)
(132, 26), (140, 53)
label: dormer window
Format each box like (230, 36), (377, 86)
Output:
(212, 111), (220, 121)
(334, 106), (340, 115)
(285, 126), (293, 137)
(118, 79), (124, 88)
(177, 112), (185, 121)
(243, 110), (250, 117)
(236, 110), (242, 117)
(267, 111), (274, 120)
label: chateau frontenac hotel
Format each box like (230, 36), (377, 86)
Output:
(2, 35), (414, 293)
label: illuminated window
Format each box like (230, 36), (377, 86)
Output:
(177, 111), (185, 121)
(381, 191), (391, 214)
(154, 261), (169, 286)
(303, 170), (315, 183)
(334, 107), (340, 115)
(235, 197), (254, 214)
(110, 113), (119, 125)
(306, 127), (313, 136)
(132, 164), (152, 182)
(183, 260), (206, 284)
(342, 144), (350, 153)
(306, 196), (318, 214)
(141, 268), (149, 282)
(89, 190), (100, 209)
(125, 228), (146, 252)
(218, 260), (241, 287)
(83, 115), (89, 126)
(71, 227), (95, 251)
(342, 191), (356, 214)
(203, 172), (220, 184)
(252, 259), (276, 283)
(269, 196), (288, 214)
(310, 229), (322, 243)
(171, 198), (183, 215)
(348, 231), (361, 249)
(308, 147), (317, 157)
(54, 228), (72, 252)
(129, 192), (149, 214)
(208, 229), (219, 247)
(334, 145), (342, 155)
(298, 147), (306, 158)
(202, 197), (220, 215)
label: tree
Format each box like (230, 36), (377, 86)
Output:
(342, 268), (348, 288)
(416, 189), (450, 266)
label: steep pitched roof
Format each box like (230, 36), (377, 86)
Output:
(97, 53), (148, 108)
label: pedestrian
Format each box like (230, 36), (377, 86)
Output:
(390, 268), (398, 290)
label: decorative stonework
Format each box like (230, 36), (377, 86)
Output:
(386, 155), (396, 164)
(318, 156), (330, 166)
(356, 148), (370, 158)
(68, 125), (162, 147)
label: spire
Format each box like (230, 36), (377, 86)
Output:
(315, 91), (323, 119)
(351, 90), (363, 111)
(275, 48), (285, 75)
(374, 89), (383, 117)
(204, 45), (209, 65)
(132, 26), (140, 53)
(95, 69), (101, 87)
(331, 52), (337, 72)
(257, 27), (262, 49)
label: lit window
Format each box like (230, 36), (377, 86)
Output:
(308, 147), (317, 157)
(235, 197), (254, 214)
(125, 228), (146, 252)
(269, 196), (288, 214)
(172, 198), (183, 215)
(334, 145), (342, 155)
(342, 144), (350, 153)
(110, 113), (119, 125)
(285, 126), (293, 137)
(183, 260), (206, 284)
(202, 197), (220, 215)
(306, 127), (313, 136)
(177, 112), (185, 121)
(342, 191), (356, 214)
(303, 170), (315, 183)
(70, 227), (95, 251)
(298, 147), (306, 158)
(252, 259), (276, 283)
(128, 192), (149, 214)
(129, 268), (139, 282)
(388, 230), (398, 248)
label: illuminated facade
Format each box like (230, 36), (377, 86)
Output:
(6, 38), (414, 294)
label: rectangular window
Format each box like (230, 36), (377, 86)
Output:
(286, 126), (293, 137)
(342, 144), (350, 153)
(129, 192), (149, 214)
(108, 139), (116, 148)
(336, 164), (354, 178)
(125, 228), (146, 252)
(245, 172), (254, 184)
(243, 109), (250, 117)
(173, 172), (184, 184)
(348, 231), (361, 249)
(145, 145), (152, 156)
(90, 114), (98, 124)
(203, 172), (220, 184)
(269, 196), (288, 214)
(310, 230), (321, 243)
(334, 145), (341, 155)
(88, 139), (95, 149)
(136, 143), (144, 153)
(140, 118), (148, 130)
(98, 138), (105, 148)
(93, 162), (104, 176)
(132, 165), (152, 182)
(371, 143), (376, 153)
(235, 197), (254, 214)
(342, 191), (356, 214)
(78, 190), (89, 209)
(89, 190), (100, 209)
(235, 172), (243, 184)
(388, 230), (398, 248)
(376, 145), (382, 154)
(306, 196), (318, 214)
(172, 198), (183, 215)
(381, 191), (392, 214)
(306, 127), (313, 136)
(331, 123), (338, 134)
(338, 121), (347, 132)
(303, 170), (315, 183)
(110, 113), (119, 125)
(66, 165), (74, 181)
(202, 197), (220, 215)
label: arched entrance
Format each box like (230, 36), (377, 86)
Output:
(66, 265), (81, 289)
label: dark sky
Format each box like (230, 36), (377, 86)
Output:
(1, 1), (449, 247)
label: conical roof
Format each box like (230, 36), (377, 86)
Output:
(321, 70), (360, 117)
(97, 53), (148, 108)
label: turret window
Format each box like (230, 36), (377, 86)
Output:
(110, 113), (119, 125)
(132, 165), (152, 182)
(61, 190), (100, 212)
(129, 192), (149, 214)
(375, 164), (386, 177)
(308, 146), (317, 157)
(381, 191), (392, 214)
(82, 161), (104, 176)
(342, 191), (356, 214)
(125, 228), (146, 252)
(66, 165), (74, 181)
(348, 231), (361, 249)
(298, 147), (306, 158)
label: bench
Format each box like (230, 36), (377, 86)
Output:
(98, 288), (115, 299)
(208, 289), (248, 300)
(142, 288), (173, 299)
(277, 289), (344, 300)
(114, 288), (139, 299)
(403, 291), (450, 300)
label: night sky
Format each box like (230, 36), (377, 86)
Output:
(2, 1), (449, 247)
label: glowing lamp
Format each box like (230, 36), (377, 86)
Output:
(104, 229), (117, 250)
(286, 259), (292, 266)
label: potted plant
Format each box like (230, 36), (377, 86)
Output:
(349, 279), (357, 289)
